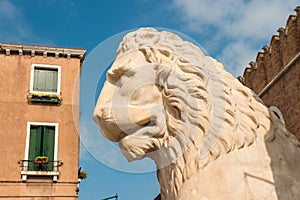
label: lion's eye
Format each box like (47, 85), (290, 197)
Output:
(168, 104), (181, 120)
(107, 72), (120, 84)
(123, 71), (135, 77)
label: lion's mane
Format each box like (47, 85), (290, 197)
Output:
(113, 28), (278, 198)
(116, 28), (272, 168)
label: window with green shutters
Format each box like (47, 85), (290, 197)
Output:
(33, 67), (58, 93)
(28, 125), (55, 171)
(29, 64), (61, 95)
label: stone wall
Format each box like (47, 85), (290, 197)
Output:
(241, 6), (300, 139)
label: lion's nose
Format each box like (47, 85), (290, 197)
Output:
(93, 107), (123, 142)
(93, 106), (114, 122)
(93, 107), (102, 125)
(100, 107), (112, 120)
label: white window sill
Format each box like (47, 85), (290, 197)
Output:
(21, 171), (59, 182)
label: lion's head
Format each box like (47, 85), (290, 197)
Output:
(93, 28), (270, 169)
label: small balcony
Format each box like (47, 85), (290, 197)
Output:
(27, 93), (62, 105)
(18, 159), (63, 182)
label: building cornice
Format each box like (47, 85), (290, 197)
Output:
(0, 43), (86, 62)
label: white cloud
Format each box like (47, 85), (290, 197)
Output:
(0, 1), (49, 44)
(0, 1), (28, 42)
(218, 40), (257, 76)
(170, 0), (299, 76)
(0, 0), (17, 18)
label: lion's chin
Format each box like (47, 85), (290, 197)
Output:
(119, 135), (160, 162)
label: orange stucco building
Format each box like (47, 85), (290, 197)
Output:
(0, 43), (86, 199)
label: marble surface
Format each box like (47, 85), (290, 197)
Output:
(94, 28), (300, 200)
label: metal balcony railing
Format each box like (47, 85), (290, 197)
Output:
(18, 160), (63, 172)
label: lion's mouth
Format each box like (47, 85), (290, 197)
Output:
(119, 112), (166, 161)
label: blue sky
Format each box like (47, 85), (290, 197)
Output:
(1, 1), (299, 199)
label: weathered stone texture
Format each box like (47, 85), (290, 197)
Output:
(94, 28), (300, 200)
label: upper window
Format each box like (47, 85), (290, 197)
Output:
(30, 64), (61, 95)
(33, 67), (58, 93)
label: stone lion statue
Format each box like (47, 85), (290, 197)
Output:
(93, 28), (300, 200)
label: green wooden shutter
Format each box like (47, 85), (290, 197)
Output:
(33, 68), (40, 91)
(28, 126), (42, 171)
(42, 126), (55, 170)
(34, 68), (47, 92)
(47, 69), (58, 93)
(28, 125), (56, 171)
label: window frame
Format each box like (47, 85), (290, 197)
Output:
(29, 64), (61, 95)
(22, 122), (59, 181)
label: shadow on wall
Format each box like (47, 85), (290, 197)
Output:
(264, 108), (300, 199)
